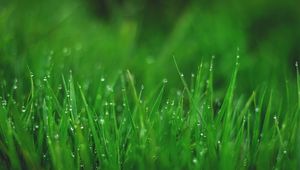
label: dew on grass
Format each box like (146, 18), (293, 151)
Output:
(283, 150), (287, 154)
(30, 72), (34, 78)
(243, 116), (246, 123)
(54, 134), (59, 140)
(21, 106), (26, 113)
(71, 152), (75, 158)
(200, 148), (207, 156)
(255, 107), (259, 113)
(105, 111), (109, 116)
(99, 118), (104, 125)
(162, 78), (168, 83)
(1, 99), (7, 107)
(192, 158), (198, 164)
(80, 126), (84, 130)
(63, 47), (71, 55)
(191, 73), (195, 78)
(217, 140), (221, 145)
(58, 84), (62, 90)
(209, 64), (213, 72)
(43, 77), (47, 82)
(106, 85), (113, 92)
(100, 77), (105, 82)
(180, 73), (184, 77)
(273, 116), (277, 120)
(296, 61), (298, 67)
(35, 125), (39, 129)
(243, 158), (248, 167)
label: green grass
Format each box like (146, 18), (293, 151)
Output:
(0, 57), (299, 169)
(1, 0), (300, 169)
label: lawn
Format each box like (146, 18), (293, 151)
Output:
(0, 0), (299, 169)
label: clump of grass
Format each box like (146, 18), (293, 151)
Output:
(0, 58), (299, 170)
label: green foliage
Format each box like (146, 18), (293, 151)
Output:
(0, 59), (299, 169)
(0, 0), (299, 169)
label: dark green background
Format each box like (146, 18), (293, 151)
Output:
(0, 0), (299, 94)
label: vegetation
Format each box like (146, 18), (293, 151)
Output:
(0, 0), (299, 169)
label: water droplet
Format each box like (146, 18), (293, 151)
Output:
(243, 158), (248, 167)
(99, 118), (104, 125)
(63, 47), (71, 55)
(255, 107), (259, 113)
(283, 150), (287, 154)
(54, 134), (59, 140)
(180, 73), (184, 77)
(35, 125), (39, 129)
(80, 126), (84, 130)
(162, 78), (168, 83)
(100, 78), (105, 82)
(43, 77), (47, 82)
(192, 158), (198, 164)
(21, 106), (26, 113)
(106, 85), (113, 92)
(296, 61), (298, 67)
(273, 116), (277, 120)
(209, 63), (213, 72)
(2, 99), (7, 107)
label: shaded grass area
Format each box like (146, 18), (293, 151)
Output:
(0, 58), (299, 169)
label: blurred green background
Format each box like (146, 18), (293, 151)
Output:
(0, 0), (299, 95)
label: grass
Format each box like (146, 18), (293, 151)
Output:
(0, 56), (299, 169)
(1, 0), (300, 169)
